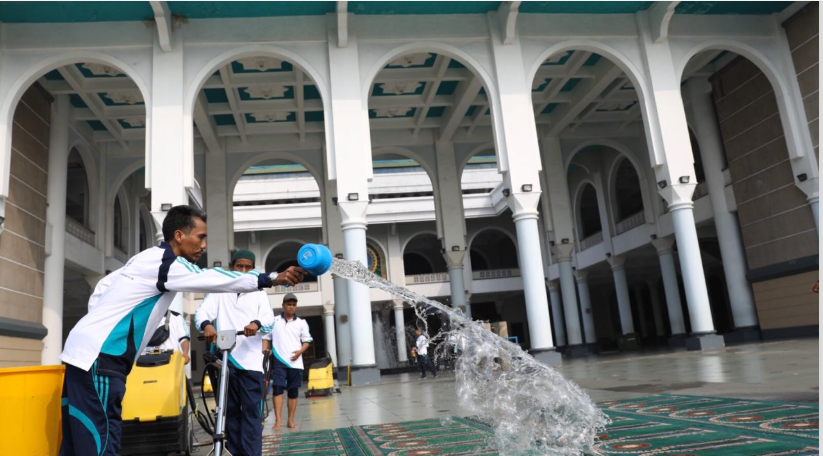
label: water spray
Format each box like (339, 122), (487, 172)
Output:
(297, 244), (608, 455)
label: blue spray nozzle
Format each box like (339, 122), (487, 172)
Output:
(297, 244), (333, 276)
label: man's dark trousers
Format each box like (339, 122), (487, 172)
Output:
(226, 360), (264, 456)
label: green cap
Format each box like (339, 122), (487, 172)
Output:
(231, 249), (256, 265)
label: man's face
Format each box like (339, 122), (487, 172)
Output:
(415, 329), (422, 337)
(175, 217), (207, 263)
(283, 300), (298, 316)
(231, 258), (254, 273)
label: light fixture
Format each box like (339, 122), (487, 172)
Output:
(679, 176), (690, 184)
(657, 180), (667, 189)
(332, 197), (338, 206)
(440, 248), (446, 254)
(335, 253), (344, 259)
(605, 252), (611, 258)
(347, 193), (359, 201)
(451, 246), (460, 251)
(797, 173), (808, 182)
(368, 194), (374, 202)
(213, 261), (222, 267)
(561, 238), (569, 244)
(650, 234), (657, 240)
(502, 188), (511, 197)
(549, 240), (555, 247)
(521, 184), (533, 192)
(161, 203), (173, 211)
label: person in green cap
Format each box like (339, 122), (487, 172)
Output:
(195, 249), (275, 455)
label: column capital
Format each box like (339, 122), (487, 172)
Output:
(551, 243), (574, 261)
(392, 299), (405, 310)
(546, 279), (559, 291)
(338, 200), (369, 230)
(574, 269), (589, 283)
(507, 190), (542, 222)
(443, 250), (466, 268)
(651, 236), (675, 255)
(658, 183), (696, 208)
(607, 254), (626, 271)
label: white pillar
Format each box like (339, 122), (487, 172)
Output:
(340, 203), (375, 369)
(392, 300), (408, 363)
(205, 146), (230, 268)
(556, 255), (582, 345)
(547, 280), (566, 346)
(435, 140), (470, 317)
(653, 237), (686, 336)
(810, 197), (819, 232)
(323, 307), (338, 366)
(41, 95), (70, 365)
(574, 270), (596, 344)
(647, 279), (666, 337)
(512, 207), (555, 352)
(632, 285), (649, 337)
(685, 78), (759, 330)
(607, 256), (635, 335)
(670, 204), (715, 334)
(332, 275), (351, 368)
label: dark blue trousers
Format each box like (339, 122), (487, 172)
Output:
(59, 362), (126, 456)
(417, 354), (437, 377)
(226, 361), (264, 456)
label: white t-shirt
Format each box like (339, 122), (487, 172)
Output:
(263, 314), (312, 370)
(62, 242), (271, 378)
(416, 334), (429, 356)
(195, 288), (275, 373)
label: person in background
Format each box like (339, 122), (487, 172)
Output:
(411, 328), (438, 379)
(263, 293), (312, 430)
(143, 310), (191, 364)
(58, 205), (304, 456)
(195, 249), (276, 456)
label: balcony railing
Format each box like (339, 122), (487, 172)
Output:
(579, 231), (603, 250)
(113, 248), (129, 264)
(268, 282), (319, 294)
(472, 268), (520, 280)
(65, 218), (95, 245)
(615, 211), (645, 235)
(406, 272), (450, 284)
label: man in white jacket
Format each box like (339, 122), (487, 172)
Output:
(59, 206), (305, 456)
(195, 249), (275, 456)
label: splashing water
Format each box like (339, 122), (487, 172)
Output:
(330, 258), (609, 455)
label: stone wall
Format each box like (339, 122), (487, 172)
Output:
(0, 84), (51, 366)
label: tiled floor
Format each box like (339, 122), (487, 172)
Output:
(190, 338), (819, 453)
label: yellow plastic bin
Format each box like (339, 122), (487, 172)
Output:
(0, 365), (65, 456)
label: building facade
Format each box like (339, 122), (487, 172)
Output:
(0, 1), (817, 385)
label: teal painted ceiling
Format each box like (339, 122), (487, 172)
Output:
(0, 1), (794, 23)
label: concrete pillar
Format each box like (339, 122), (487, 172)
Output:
(340, 201), (376, 372)
(652, 237), (686, 337)
(204, 146), (230, 268)
(41, 95), (71, 365)
(685, 78), (759, 339)
(392, 300), (408, 363)
(647, 279), (666, 337)
(607, 256), (635, 335)
(332, 276), (351, 368)
(556, 254), (583, 346)
(574, 270), (597, 346)
(810, 197), (819, 232)
(638, 16), (723, 351)
(632, 285), (649, 338)
(322, 305), (338, 367)
(546, 280), (566, 346)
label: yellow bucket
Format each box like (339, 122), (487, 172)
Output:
(0, 365), (65, 456)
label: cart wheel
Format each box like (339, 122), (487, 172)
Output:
(179, 403), (192, 456)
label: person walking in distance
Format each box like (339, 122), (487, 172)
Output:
(263, 293), (312, 430)
(411, 328), (437, 379)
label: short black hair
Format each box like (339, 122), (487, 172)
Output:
(162, 205), (207, 242)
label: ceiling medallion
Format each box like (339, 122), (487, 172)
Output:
(378, 81), (422, 95)
(373, 107), (412, 118)
(250, 111), (291, 122)
(237, 57), (284, 72)
(104, 91), (144, 105)
(121, 118), (145, 128)
(388, 53), (432, 68)
(243, 85), (289, 100)
(83, 63), (123, 77)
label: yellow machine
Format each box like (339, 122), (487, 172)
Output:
(304, 357), (335, 398)
(120, 349), (191, 455)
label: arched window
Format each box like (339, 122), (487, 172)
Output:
(579, 185), (602, 238)
(614, 159), (644, 221)
(469, 230), (518, 271)
(66, 149), (89, 227)
(403, 233), (446, 275)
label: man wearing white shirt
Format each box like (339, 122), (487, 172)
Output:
(263, 293), (312, 430)
(143, 311), (191, 364)
(195, 250), (275, 456)
(412, 328), (438, 379)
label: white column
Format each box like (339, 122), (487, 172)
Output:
(632, 285), (649, 337)
(204, 146), (230, 268)
(685, 78), (758, 330)
(670, 204), (716, 334)
(556, 253), (583, 345)
(546, 280), (566, 346)
(323, 307), (338, 366)
(41, 95), (70, 365)
(607, 256), (635, 335)
(647, 279), (666, 337)
(340, 202), (375, 368)
(653, 237), (686, 335)
(810, 197), (819, 232)
(392, 300), (408, 363)
(149, 32), (187, 230)
(332, 275), (351, 367)
(574, 270), (596, 344)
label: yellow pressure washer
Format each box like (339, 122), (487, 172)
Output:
(304, 356), (339, 398)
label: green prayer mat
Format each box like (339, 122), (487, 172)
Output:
(261, 395), (819, 455)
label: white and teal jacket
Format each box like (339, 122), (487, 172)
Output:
(194, 287), (275, 373)
(60, 242), (273, 380)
